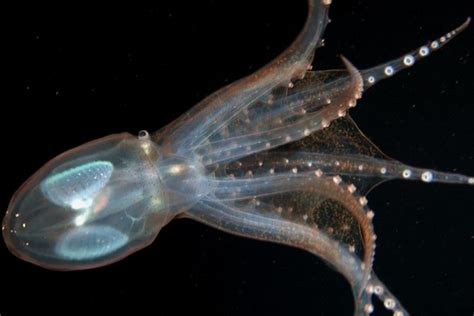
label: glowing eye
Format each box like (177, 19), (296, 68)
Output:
(40, 161), (114, 210)
(55, 225), (129, 260)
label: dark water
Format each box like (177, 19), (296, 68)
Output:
(3, 0), (473, 315)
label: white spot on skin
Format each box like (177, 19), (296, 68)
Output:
(384, 298), (396, 310)
(366, 284), (374, 294)
(394, 310), (405, 316)
(374, 285), (384, 295)
(292, 167), (298, 174)
(337, 109), (346, 117)
(22, 223), (26, 228)
(364, 303), (374, 313)
(402, 169), (412, 178)
(359, 196), (368, 206)
(322, 0), (331, 5)
(303, 128), (311, 136)
(348, 245), (355, 253)
(333, 176), (342, 184)
(403, 55), (415, 66)
(468, 177), (474, 184)
(440, 36), (446, 43)
(267, 96), (274, 105)
(321, 119), (330, 128)
(315, 169), (323, 177)
(384, 66), (394, 76)
(347, 184), (356, 194)
(74, 214), (87, 226)
(307, 161), (313, 167)
(285, 135), (292, 142)
(141, 141), (152, 155)
(421, 171), (433, 182)
(348, 99), (356, 107)
(380, 167), (387, 174)
(358, 164), (364, 171)
(71, 198), (93, 210)
(303, 214), (308, 221)
(169, 164), (184, 174)
(367, 76), (376, 84)
(419, 46), (430, 57)
(366, 210), (375, 219)
(269, 168), (275, 174)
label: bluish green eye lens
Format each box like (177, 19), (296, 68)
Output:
(40, 161), (114, 210)
(55, 225), (129, 260)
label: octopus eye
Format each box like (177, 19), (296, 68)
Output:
(40, 161), (114, 210)
(55, 225), (129, 260)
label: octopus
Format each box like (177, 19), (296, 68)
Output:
(3, 1), (471, 315)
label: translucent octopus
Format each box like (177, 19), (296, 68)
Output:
(2, 1), (472, 315)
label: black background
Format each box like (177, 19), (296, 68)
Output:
(3, 0), (473, 315)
